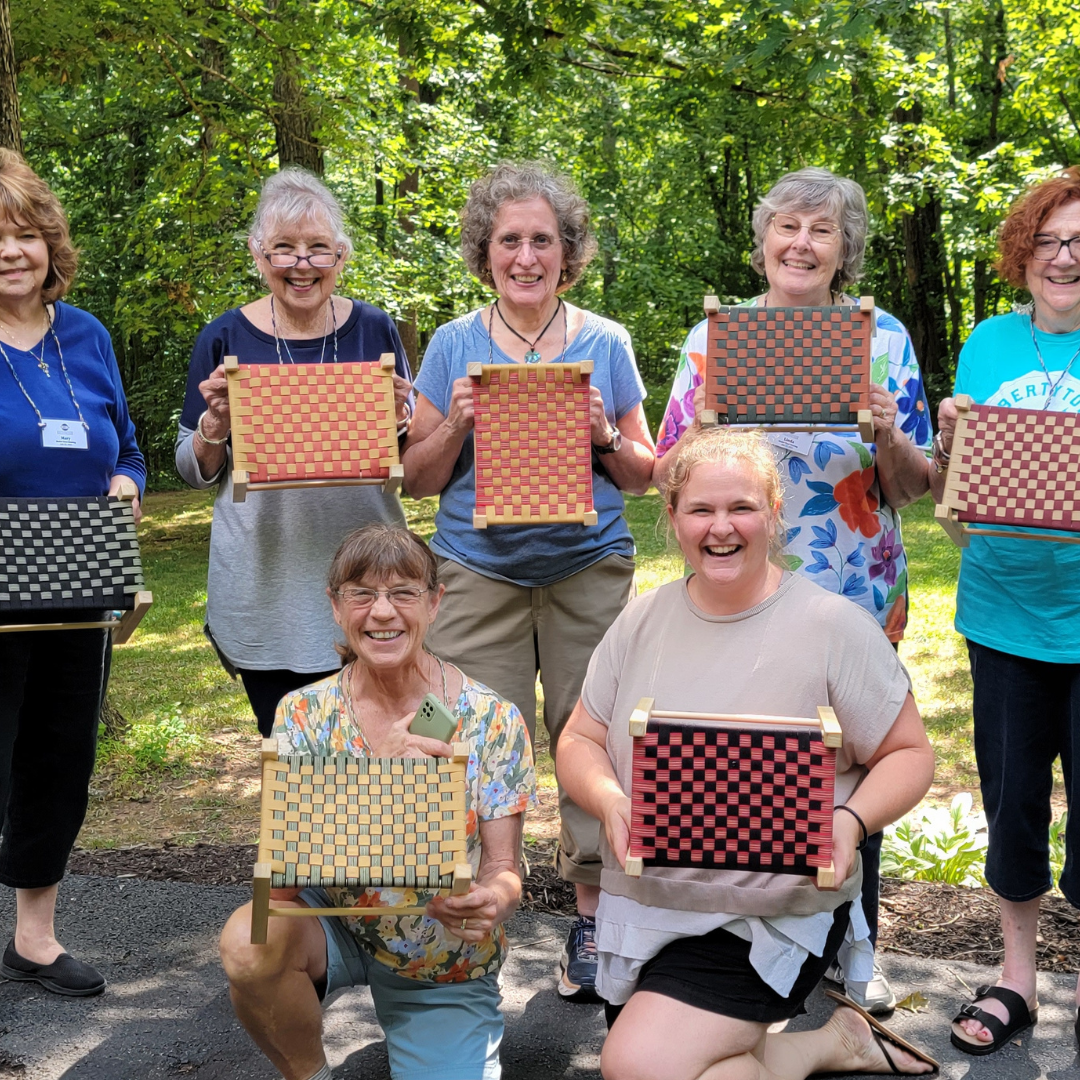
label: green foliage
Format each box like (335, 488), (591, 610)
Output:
(11, 0), (1080, 481)
(99, 702), (201, 786)
(882, 792), (989, 887)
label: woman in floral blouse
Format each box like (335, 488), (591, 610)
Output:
(220, 524), (535, 1080)
(653, 167), (932, 1016)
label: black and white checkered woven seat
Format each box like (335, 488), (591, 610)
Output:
(0, 496), (144, 614)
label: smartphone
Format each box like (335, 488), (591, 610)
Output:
(409, 693), (458, 744)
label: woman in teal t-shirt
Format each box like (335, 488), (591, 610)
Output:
(932, 167), (1080, 1057)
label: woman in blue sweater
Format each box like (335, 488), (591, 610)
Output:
(0, 149), (145, 997)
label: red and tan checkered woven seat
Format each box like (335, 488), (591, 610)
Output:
(935, 395), (1080, 546)
(468, 361), (597, 527)
(700, 295), (874, 441)
(624, 699), (842, 887)
(225, 354), (402, 501)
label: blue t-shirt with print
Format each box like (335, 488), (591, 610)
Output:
(953, 312), (1080, 663)
(413, 310), (646, 586)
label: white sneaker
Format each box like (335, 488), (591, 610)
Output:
(824, 959), (896, 1015)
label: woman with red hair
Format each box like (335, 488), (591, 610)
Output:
(933, 167), (1080, 1056)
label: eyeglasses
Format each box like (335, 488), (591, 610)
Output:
(259, 246), (343, 268)
(770, 214), (841, 244)
(489, 234), (559, 253)
(1032, 234), (1080, 261)
(333, 586), (428, 609)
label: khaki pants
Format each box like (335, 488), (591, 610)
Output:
(426, 553), (636, 886)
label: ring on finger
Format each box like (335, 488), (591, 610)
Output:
(460, 918), (468, 931)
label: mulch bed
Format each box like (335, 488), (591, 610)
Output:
(68, 843), (1080, 972)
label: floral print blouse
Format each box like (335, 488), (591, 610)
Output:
(273, 669), (536, 982)
(656, 299), (932, 640)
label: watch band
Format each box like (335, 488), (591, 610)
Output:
(594, 428), (622, 455)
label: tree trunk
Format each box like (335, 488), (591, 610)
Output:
(0, 0), (22, 153)
(272, 50), (323, 174)
(901, 195), (949, 381)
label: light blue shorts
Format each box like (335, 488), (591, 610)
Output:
(300, 888), (503, 1080)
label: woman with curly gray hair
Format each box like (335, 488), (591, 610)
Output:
(653, 166), (934, 1017)
(403, 161), (655, 1005)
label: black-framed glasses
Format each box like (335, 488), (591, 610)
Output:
(769, 214), (841, 244)
(259, 245), (343, 268)
(333, 586), (428, 609)
(489, 234), (559, 253)
(1032, 234), (1080, 261)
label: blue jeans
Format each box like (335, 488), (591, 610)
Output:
(968, 639), (1080, 907)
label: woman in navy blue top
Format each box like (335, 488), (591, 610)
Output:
(0, 149), (145, 998)
(175, 168), (413, 737)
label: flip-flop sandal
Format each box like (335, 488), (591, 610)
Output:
(950, 984), (1037, 1056)
(824, 989), (940, 1073)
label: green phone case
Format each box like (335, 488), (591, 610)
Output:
(409, 693), (458, 743)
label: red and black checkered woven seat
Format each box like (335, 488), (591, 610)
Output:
(629, 720), (837, 875)
(704, 306), (872, 427)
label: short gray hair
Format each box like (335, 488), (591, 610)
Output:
(750, 167), (868, 292)
(460, 161), (598, 291)
(248, 167), (352, 258)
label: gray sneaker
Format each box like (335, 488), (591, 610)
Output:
(824, 959), (896, 1015)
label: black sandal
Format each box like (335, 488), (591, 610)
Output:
(950, 984), (1037, 1056)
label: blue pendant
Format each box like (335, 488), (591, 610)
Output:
(524, 350), (541, 363)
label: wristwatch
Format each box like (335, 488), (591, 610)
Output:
(594, 427), (622, 455)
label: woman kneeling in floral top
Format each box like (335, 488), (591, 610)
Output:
(220, 524), (536, 1080)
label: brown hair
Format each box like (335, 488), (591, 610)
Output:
(327, 525), (439, 665)
(0, 149), (79, 302)
(996, 166), (1080, 288)
(663, 427), (787, 560)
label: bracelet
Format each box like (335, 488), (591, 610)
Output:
(397, 415), (411, 438)
(931, 430), (951, 474)
(196, 411), (229, 446)
(834, 805), (868, 851)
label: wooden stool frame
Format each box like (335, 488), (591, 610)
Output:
(251, 740), (473, 944)
(225, 353), (404, 502)
(935, 394), (1080, 547)
(468, 360), (598, 528)
(700, 295), (875, 442)
(0, 480), (152, 643)
(624, 698), (842, 887)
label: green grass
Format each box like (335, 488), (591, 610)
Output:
(102, 487), (986, 824)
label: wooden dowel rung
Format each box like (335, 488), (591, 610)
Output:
(961, 526), (1080, 544)
(268, 905), (430, 917)
(650, 710), (822, 727)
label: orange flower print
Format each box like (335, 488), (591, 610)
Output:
(833, 466), (879, 538)
(883, 593), (907, 642)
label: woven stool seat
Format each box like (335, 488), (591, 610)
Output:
(0, 482), (152, 641)
(700, 295), (874, 441)
(251, 741), (473, 943)
(468, 361), (597, 527)
(936, 395), (1080, 546)
(225, 354), (403, 501)
(624, 699), (842, 887)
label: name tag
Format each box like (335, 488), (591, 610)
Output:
(767, 431), (814, 456)
(41, 418), (89, 450)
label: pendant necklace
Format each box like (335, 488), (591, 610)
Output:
(0, 310), (50, 375)
(1028, 313), (1080, 410)
(340, 653), (449, 756)
(270, 295), (338, 366)
(0, 306), (89, 430)
(493, 297), (565, 363)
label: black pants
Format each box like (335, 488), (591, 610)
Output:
(238, 666), (338, 738)
(0, 627), (110, 889)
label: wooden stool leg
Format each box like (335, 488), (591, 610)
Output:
(251, 863), (272, 945)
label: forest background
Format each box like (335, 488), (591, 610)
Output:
(3, 0), (1078, 485)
